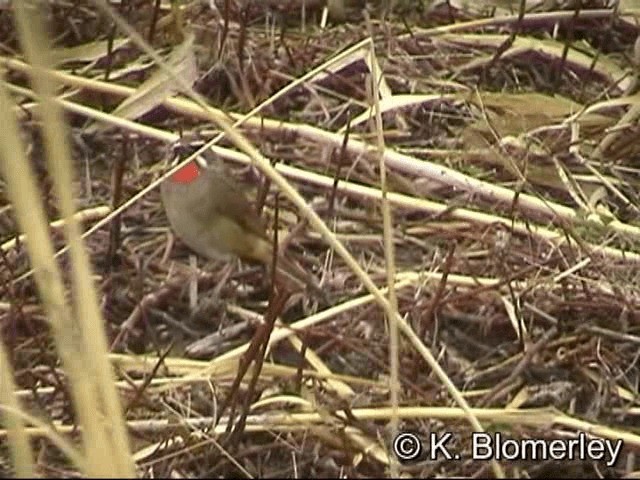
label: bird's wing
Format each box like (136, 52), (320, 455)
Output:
(206, 167), (270, 240)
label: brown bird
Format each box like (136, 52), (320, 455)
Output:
(160, 157), (319, 293)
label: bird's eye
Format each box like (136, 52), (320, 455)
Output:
(171, 138), (206, 157)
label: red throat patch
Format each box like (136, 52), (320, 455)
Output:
(170, 161), (201, 184)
